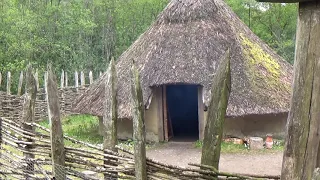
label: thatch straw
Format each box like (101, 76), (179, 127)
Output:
(72, 0), (293, 118)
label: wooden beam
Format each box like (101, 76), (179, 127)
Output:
(201, 49), (231, 170)
(281, 1), (320, 180)
(46, 64), (66, 180)
(103, 58), (118, 179)
(131, 63), (147, 180)
(256, 0), (314, 3)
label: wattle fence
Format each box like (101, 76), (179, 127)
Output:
(0, 67), (281, 180)
(0, 70), (94, 122)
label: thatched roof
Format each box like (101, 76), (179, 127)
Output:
(72, 0), (293, 118)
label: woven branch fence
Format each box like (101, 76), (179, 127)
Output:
(0, 116), (281, 180)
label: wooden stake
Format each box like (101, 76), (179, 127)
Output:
(89, 71), (93, 84)
(17, 71), (24, 96)
(34, 70), (39, 92)
(45, 64), (66, 180)
(22, 64), (37, 179)
(80, 71), (85, 86)
(60, 70), (64, 88)
(103, 58), (118, 179)
(201, 49), (231, 170)
(131, 63), (147, 180)
(75, 71), (79, 88)
(65, 71), (68, 87)
(7, 71), (11, 95)
(281, 2), (320, 180)
(0, 72), (2, 87)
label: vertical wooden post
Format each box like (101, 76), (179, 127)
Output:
(0, 72), (2, 87)
(22, 64), (37, 179)
(75, 71), (79, 88)
(89, 71), (93, 84)
(80, 71), (85, 86)
(103, 58), (118, 179)
(201, 50), (231, 170)
(17, 71), (24, 96)
(281, 2), (320, 180)
(45, 64), (66, 180)
(65, 71), (68, 87)
(34, 70), (39, 92)
(131, 63), (147, 180)
(60, 70), (64, 88)
(7, 71), (11, 95)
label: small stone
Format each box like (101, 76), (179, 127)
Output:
(249, 137), (264, 150)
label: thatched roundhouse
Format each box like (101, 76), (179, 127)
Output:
(73, 0), (293, 142)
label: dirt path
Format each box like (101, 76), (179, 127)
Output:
(146, 141), (283, 176)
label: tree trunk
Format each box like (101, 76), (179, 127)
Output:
(281, 2), (320, 180)
(131, 63), (147, 180)
(46, 64), (66, 180)
(201, 49), (231, 170)
(103, 58), (118, 179)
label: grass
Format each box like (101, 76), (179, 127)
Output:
(194, 140), (284, 153)
(39, 114), (102, 145)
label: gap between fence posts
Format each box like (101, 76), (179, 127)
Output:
(45, 64), (66, 180)
(103, 58), (118, 179)
(22, 64), (37, 179)
(131, 63), (147, 180)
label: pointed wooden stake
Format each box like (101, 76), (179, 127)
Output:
(103, 58), (118, 179)
(45, 64), (66, 180)
(17, 71), (24, 96)
(201, 49), (231, 170)
(131, 63), (147, 180)
(22, 64), (37, 178)
(60, 70), (65, 88)
(7, 71), (11, 95)
(89, 71), (93, 84)
(75, 71), (79, 88)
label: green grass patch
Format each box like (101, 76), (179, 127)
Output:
(39, 114), (102, 145)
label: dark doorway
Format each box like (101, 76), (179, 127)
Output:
(166, 84), (199, 140)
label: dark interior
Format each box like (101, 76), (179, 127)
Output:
(166, 84), (199, 140)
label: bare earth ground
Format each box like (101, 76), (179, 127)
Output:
(146, 141), (283, 176)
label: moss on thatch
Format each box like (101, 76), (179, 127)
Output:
(72, 0), (293, 119)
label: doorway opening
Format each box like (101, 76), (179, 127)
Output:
(166, 84), (199, 141)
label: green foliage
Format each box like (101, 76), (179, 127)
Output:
(0, 0), (168, 76)
(226, 0), (297, 64)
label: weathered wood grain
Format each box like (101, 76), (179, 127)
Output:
(22, 64), (37, 179)
(131, 63), (147, 180)
(103, 58), (118, 179)
(281, 1), (320, 180)
(45, 64), (66, 180)
(201, 49), (231, 170)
